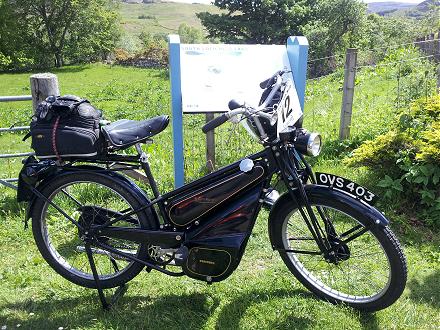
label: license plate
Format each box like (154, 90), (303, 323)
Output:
(315, 172), (378, 205)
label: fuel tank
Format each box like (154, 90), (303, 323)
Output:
(164, 165), (265, 227)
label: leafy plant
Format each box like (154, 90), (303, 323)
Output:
(346, 94), (440, 228)
(377, 175), (403, 199)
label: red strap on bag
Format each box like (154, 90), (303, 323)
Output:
(52, 116), (62, 162)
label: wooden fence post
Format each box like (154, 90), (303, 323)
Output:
(429, 33), (435, 56)
(30, 73), (60, 112)
(436, 30), (440, 62)
(422, 36), (428, 53)
(205, 113), (215, 172)
(437, 64), (440, 92)
(339, 48), (358, 140)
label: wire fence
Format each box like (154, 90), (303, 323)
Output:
(0, 96), (35, 188)
(184, 34), (440, 182)
(1, 35), (439, 186)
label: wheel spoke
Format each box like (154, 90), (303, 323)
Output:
(281, 204), (392, 304)
(38, 178), (144, 284)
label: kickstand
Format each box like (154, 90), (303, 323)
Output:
(84, 242), (128, 310)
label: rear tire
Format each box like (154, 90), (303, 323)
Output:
(32, 171), (156, 289)
(272, 191), (407, 312)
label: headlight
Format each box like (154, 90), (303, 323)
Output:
(295, 131), (322, 157)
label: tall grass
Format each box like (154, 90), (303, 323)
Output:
(0, 62), (439, 329)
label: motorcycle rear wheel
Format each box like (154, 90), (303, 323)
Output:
(31, 172), (155, 289)
(272, 192), (407, 312)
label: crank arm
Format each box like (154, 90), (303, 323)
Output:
(95, 241), (185, 277)
(276, 248), (321, 255)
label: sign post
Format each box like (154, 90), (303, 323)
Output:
(168, 35), (185, 188)
(168, 36), (309, 188)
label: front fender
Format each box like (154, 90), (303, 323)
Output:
(268, 185), (389, 249)
(26, 165), (158, 226)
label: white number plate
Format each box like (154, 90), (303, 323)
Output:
(276, 80), (302, 136)
(316, 172), (378, 205)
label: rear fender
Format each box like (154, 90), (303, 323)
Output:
(268, 185), (389, 250)
(25, 165), (159, 227)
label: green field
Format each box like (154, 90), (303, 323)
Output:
(119, 2), (220, 36)
(0, 64), (439, 329)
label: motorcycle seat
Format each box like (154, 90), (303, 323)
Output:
(102, 115), (169, 149)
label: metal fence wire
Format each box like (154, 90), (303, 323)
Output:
(1, 35), (439, 187)
(182, 114), (259, 183)
(0, 96), (34, 189)
(184, 39), (439, 182)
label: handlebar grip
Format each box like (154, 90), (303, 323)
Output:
(259, 78), (272, 89)
(260, 70), (285, 89)
(202, 114), (229, 133)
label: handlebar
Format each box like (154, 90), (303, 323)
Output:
(202, 70), (286, 134)
(259, 70), (284, 89)
(202, 114), (229, 133)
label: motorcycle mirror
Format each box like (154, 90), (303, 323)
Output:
(228, 99), (243, 110)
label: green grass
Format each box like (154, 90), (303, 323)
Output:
(0, 64), (439, 329)
(304, 64), (438, 143)
(0, 185), (439, 329)
(119, 2), (220, 36)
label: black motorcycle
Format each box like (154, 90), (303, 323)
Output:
(19, 70), (407, 312)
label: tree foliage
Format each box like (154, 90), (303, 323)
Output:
(303, 0), (366, 57)
(178, 23), (207, 44)
(197, 0), (319, 44)
(198, 0), (367, 67)
(0, 0), (120, 70)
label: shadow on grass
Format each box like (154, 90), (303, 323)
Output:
(358, 312), (379, 330)
(215, 288), (317, 329)
(0, 292), (218, 330)
(51, 65), (90, 74)
(408, 269), (440, 308)
(0, 288), (324, 330)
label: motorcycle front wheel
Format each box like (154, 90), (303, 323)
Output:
(271, 190), (407, 312)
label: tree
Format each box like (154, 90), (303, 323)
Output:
(303, 0), (366, 64)
(198, 0), (367, 77)
(178, 24), (207, 44)
(0, 0), (37, 70)
(197, 0), (319, 44)
(0, 0), (120, 70)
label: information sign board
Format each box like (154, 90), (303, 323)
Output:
(180, 44), (293, 113)
(168, 35), (309, 187)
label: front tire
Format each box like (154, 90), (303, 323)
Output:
(271, 190), (407, 312)
(31, 171), (156, 289)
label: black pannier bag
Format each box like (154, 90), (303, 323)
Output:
(27, 95), (103, 160)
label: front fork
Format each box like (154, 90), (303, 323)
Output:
(272, 144), (335, 257)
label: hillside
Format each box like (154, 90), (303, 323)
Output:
(407, 0), (440, 17)
(119, 1), (220, 36)
(370, 0), (439, 17)
(367, 1), (417, 15)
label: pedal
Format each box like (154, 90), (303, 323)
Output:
(173, 246), (188, 266)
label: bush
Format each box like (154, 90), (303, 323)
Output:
(346, 94), (440, 228)
(138, 14), (155, 20)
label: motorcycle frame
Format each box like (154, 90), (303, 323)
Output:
(21, 70), (391, 309)
(35, 138), (334, 267)
(23, 136), (388, 309)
